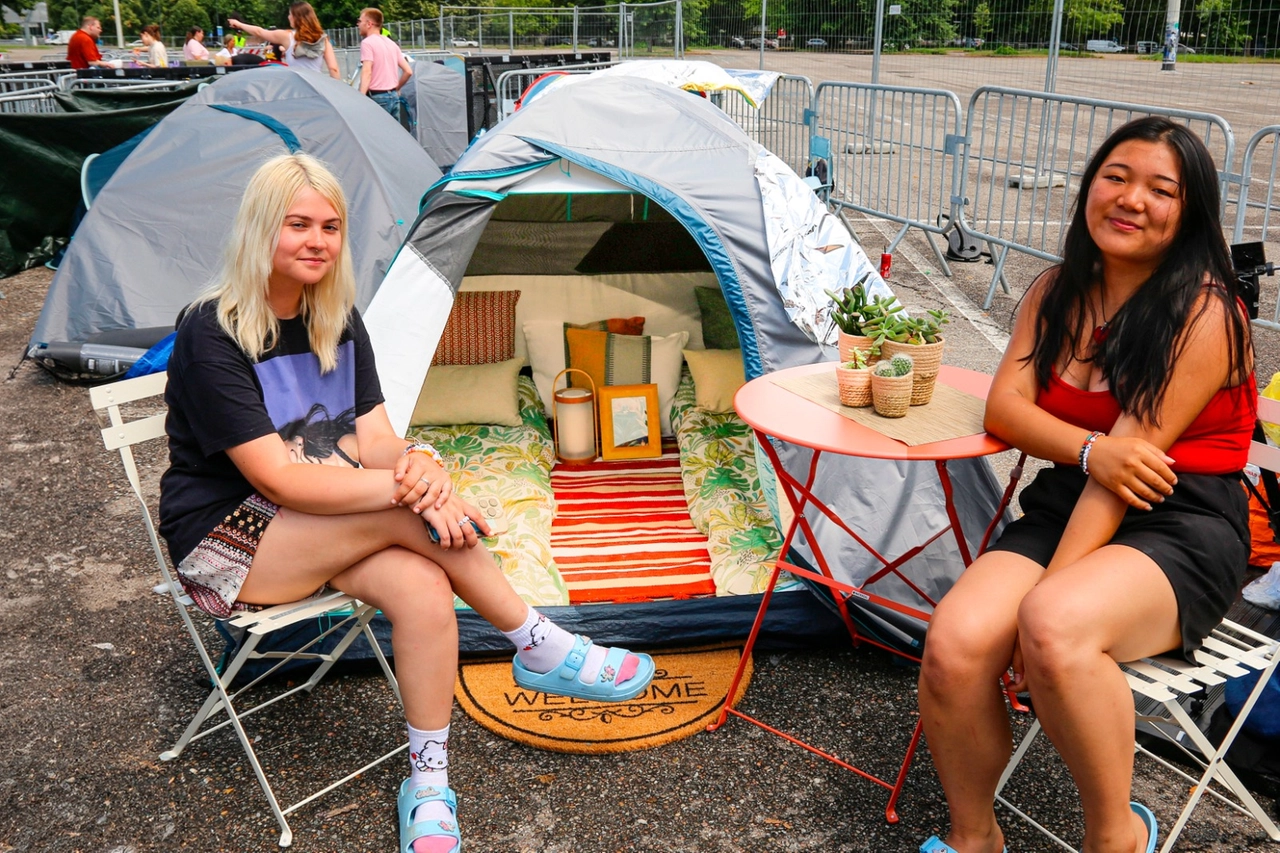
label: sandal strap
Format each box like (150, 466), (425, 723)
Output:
(593, 645), (630, 684)
(399, 781), (461, 853)
(557, 634), (592, 681)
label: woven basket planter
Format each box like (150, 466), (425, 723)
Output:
(871, 371), (914, 418)
(883, 337), (945, 405)
(836, 365), (873, 407)
(838, 330), (879, 364)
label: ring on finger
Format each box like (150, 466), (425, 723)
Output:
(418, 476), (431, 487)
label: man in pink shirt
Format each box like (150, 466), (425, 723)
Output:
(358, 8), (412, 123)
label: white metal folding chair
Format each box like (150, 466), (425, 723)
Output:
(994, 396), (1280, 852)
(91, 372), (406, 848)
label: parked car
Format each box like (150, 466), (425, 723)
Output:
(747, 37), (778, 49)
(1058, 42), (1078, 51)
(1136, 40), (1160, 54)
(1177, 43), (1196, 54)
(1086, 39), (1123, 53)
(450, 37), (478, 47)
(43, 30), (78, 45)
(728, 36), (745, 48)
(805, 38), (827, 49)
(950, 36), (984, 48)
(843, 36), (873, 50)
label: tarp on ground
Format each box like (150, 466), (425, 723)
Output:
(0, 91), (195, 276)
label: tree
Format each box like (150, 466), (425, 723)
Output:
(160, 0), (209, 36)
(973, 0), (991, 40)
(1197, 0), (1250, 52)
(1065, 0), (1122, 39)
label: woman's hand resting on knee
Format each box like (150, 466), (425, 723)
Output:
(1084, 435), (1177, 511)
(421, 493), (492, 549)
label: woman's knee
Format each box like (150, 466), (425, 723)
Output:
(364, 548), (456, 623)
(1017, 588), (1093, 682)
(921, 603), (1013, 694)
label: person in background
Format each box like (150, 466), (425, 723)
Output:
(917, 117), (1255, 853)
(66, 16), (114, 70)
(136, 24), (168, 68)
(182, 27), (210, 62)
(160, 153), (655, 853)
(356, 7), (411, 120)
(229, 2), (340, 80)
(213, 33), (237, 66)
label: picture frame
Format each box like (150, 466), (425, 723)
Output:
(598, 383), (661, 460)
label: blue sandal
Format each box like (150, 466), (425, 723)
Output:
(919, 837), (1005, 853)
(397, 779), (461, 853)
(511, 634), (655, 702)
(1132, 801), (1158, 853)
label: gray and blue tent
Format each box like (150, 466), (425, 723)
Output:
(364, 76), (1008, 654)
(30, 67), (441, 355)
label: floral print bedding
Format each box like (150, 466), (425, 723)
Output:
(407, 376), (568, 608)
(670, 373), (792, 595)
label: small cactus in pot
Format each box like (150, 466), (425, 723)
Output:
(871, 353), (914, 418)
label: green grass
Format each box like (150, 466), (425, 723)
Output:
(1138, 52), (1280, 63)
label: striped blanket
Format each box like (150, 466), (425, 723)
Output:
(550, 443), (717, 603)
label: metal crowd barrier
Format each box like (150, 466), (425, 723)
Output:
(959, 87), (1234, 309)
(0, 68), (75, 88)
(494, 61), (615, 120)
(65, 77), (193, 92)
(0, 80), (60, 113)
(1232, 125), (1280, 333)
(810, 82), (965, 275)
(716, 73), (812, 176)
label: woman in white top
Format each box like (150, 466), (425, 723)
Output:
(136, 24), (168, 68)
(229, 2), (339, 79)
(182, 27), (210, 61)
(214, 33), (237, 65)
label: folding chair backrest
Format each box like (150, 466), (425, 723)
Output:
(810, 134), (832, 162)
(89, 372), (172, 588)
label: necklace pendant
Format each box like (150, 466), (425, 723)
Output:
(1093, 322), (1110, 345)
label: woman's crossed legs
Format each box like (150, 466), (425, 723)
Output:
(919, 545), (1182, 853)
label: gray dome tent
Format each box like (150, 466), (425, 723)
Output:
(365, 76), (1008, 653)
(30, 67), (442, 353)
(400, 58), (469, 170)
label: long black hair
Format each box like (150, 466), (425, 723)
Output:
(1029, 116), (1251, 424)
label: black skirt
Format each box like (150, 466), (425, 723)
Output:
(988, 464), (1249, 662)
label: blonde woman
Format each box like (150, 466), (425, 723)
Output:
(158, 153), (653, 853)
(136, 24), (168, 68)
(229, 2), (340, 79)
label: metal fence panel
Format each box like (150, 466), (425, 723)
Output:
(810, 82), (965, 274)
(960, 86), (1234, 308)
(1232, 125), (1280, 333)
(494, 60), (618, 121)
(0, 80), (59, 113)
(716, 72), (811, 174)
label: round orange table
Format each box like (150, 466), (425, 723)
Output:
(708, 361), (1025, 823)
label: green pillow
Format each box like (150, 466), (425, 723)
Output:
(694, 286), (741, 350)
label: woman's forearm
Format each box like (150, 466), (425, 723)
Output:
(985, 390), (1093, 465)
(1046, 479), (1127, 574)
(255, 463), (401, 514)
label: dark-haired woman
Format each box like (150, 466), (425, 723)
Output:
(182, 26), (209, 62)
(918, 116), (1255, 853)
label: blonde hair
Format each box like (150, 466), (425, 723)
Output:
(204, 153), (354, 373)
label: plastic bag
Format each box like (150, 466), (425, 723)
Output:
(1244, 561), (1280, 610)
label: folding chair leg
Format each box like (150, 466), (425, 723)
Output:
(160, 629), (267, 760)
(298, 605), (378, 693)
(1158, 696), (1280, 852)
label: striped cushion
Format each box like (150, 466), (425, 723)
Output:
(432, 290), (521, 365)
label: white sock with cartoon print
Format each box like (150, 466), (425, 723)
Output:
(407, 723), (455, 853)
(502, 607), (642, 687)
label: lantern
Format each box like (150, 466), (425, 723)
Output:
(552, 368), (598, 464)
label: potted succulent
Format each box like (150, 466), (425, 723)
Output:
(825, 273), (879, 363)
(879, 308), (950, 406)
(835, 345), (878, 408)
(871, 353), (915, 418)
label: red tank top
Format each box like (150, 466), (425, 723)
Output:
(1038, 370), (1257, 475)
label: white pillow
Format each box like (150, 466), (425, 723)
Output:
(524, 320), (689, 436)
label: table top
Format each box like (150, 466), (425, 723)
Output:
(734, 362), (1011, 461)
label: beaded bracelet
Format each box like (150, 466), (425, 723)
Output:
(1079, 431), (1104, 476)
(403, 442), (444, 467)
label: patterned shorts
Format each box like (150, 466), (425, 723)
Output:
(176, 494), (279, 619)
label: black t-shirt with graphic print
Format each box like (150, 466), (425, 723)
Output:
(159, 300), (384, 565)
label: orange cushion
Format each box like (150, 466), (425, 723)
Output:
(432, 291), (521, 365)
(567, 316), (646, 336)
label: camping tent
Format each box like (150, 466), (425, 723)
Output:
(362, 76), (1008, 654)
(400, 58), (469, 170)
(29, 67), (442, 353)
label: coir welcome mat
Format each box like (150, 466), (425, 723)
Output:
(454, 644), (752, 754)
